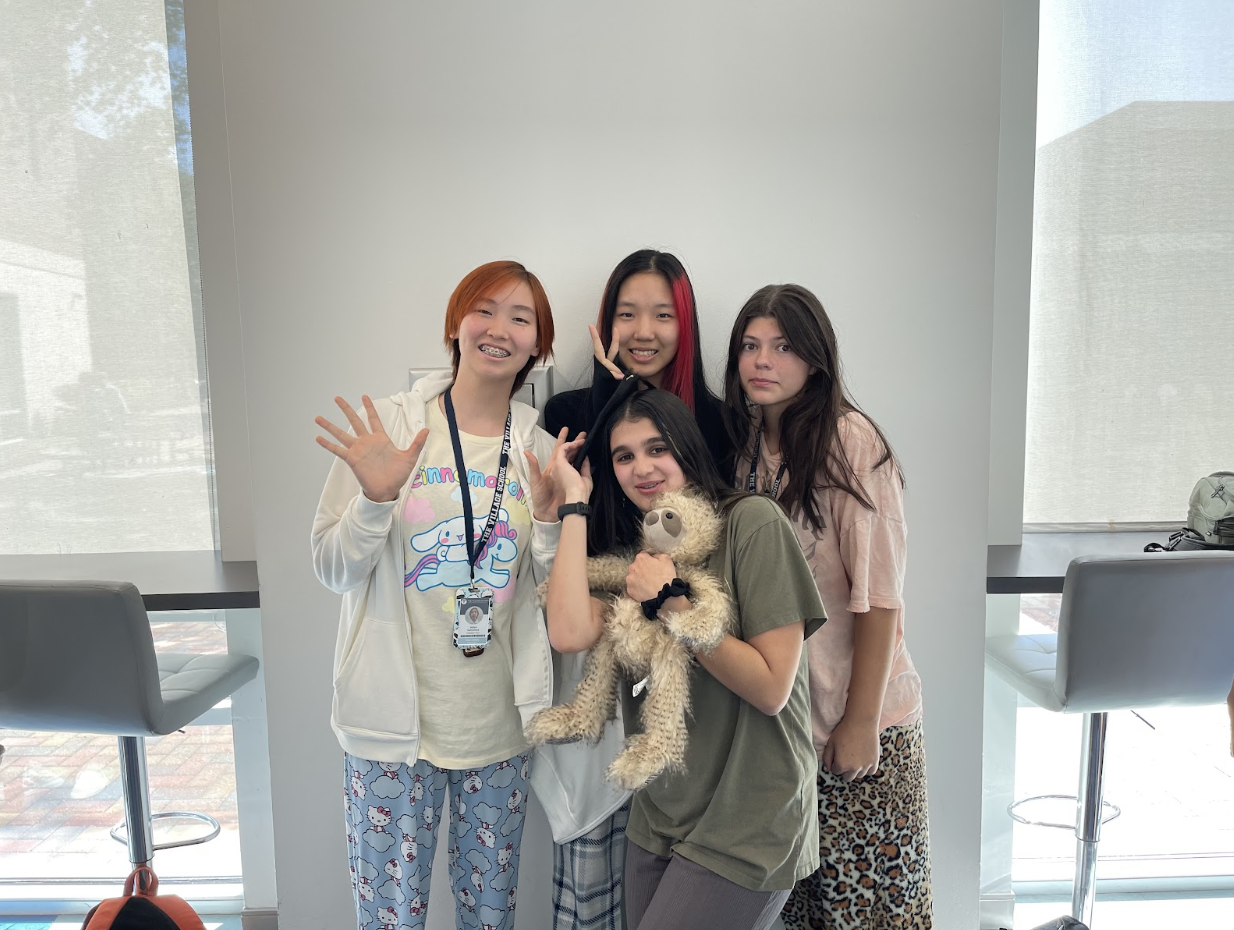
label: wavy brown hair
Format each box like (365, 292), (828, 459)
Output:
(721, 284), (903, 535)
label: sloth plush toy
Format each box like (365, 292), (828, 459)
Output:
(525, 488), (735, 790)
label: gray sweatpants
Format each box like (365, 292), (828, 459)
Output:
(624, 841), (790, 930)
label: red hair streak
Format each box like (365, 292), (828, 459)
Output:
(660, 274), (696, 411)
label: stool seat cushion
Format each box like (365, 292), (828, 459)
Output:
(986, 633), (1062, 712)
(0, 580), (259, 737)
(154, 653), (260, 735)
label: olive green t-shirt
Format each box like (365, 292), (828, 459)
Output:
(622, 495), (827, 892)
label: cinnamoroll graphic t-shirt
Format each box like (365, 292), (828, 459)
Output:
(401, 401), (532, 769)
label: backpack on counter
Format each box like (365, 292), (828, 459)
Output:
(81, 867), (206, 930)
(1188, 471), (1234, 545)
(1146, 471), (1234, 552)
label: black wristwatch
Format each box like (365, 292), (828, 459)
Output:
(557, 501), (593, 521)
(642, 578), (692, 620)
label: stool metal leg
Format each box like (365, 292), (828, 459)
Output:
(117, 736), (154, 872)
(1072, 711), (1108, 926)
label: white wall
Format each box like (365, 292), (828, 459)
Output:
(204, 2), (1002, 927)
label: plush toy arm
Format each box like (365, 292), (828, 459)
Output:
(586, 553), (632, 593)
(658, 568), (735, 653)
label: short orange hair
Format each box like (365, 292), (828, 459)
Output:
(443, 261), (555, 394)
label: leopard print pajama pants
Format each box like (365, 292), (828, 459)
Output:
(781, 720), (933, 930)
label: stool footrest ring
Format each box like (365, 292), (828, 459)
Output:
(1008, 793), (1121, 831)
(110, 811), (222, 851)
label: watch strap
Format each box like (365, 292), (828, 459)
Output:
(557, 501), (593, 521)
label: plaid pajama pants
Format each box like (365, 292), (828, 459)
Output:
(552, 802), (631, 930)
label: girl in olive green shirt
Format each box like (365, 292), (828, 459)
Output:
(533, 388), (826, 930)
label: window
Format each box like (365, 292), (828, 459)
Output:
(1023, 0), (1234, 527)
(990, 2), (1234, 918)
(0, 0), (215, 554)
(0, 0), (245, 896)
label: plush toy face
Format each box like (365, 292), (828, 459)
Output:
(642, 505), (684, 553)
(639, 489), (724, 566)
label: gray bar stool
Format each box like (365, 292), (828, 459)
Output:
(0, 580), (259, 875)
(985, 551), (1234, 927)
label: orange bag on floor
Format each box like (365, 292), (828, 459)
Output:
(81, 866), (206, 930)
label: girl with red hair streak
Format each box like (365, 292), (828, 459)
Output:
(540, 250), (727, 930)
(312, 261), (575, 930)
(546, 250), (728, 473)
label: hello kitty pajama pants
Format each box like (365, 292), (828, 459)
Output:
(344, 752), (531, 930)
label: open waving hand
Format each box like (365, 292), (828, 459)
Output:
(315, 395), (429, 503)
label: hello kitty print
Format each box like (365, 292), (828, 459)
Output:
(345, 752), (530, 930)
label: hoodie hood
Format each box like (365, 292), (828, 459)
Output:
(390, 369), (542, 443)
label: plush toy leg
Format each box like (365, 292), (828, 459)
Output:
(607, 635), (694, 791)
(525, 633), (619, 746)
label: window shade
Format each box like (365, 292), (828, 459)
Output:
(0, 0), (214, 553)
(1024, 0), (1234, 526)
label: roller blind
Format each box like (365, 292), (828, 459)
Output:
(0, 0), (215, 553)
(1024, 0), (1234, 526)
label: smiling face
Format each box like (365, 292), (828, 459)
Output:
(609, 415), (687, 511)
(610, 272), (679, 386)
(452, 279), (540, 387)
(737, 315), (813, 420)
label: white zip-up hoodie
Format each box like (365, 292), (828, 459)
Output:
(311, 370), (630, 842)
(311, 371), (559, 765)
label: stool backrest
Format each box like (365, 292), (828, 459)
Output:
(1055, 551), (1234, 713)
(0, 580), (164, 734)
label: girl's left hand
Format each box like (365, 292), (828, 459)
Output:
(625, 552), (677, 602)
(525, 428), (589, 522)
(822, 716), (881, 782)
(589, 324), (626, 382)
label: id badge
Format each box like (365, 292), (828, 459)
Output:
(453, 587), (494, 656)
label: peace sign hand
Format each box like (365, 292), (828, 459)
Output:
(315, 395), (429, 503)
(524, 428), (591, 522)
(589, 324), (626, 382)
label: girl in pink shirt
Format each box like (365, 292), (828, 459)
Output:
(722, 283), (933, 930)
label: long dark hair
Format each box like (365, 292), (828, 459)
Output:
(722, 284), (903, 535)
(589, 250), (717, 420)
(587, 389), (743, 555)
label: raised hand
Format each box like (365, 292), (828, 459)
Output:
(589, 323), (626, 382)
(315, 395), (429, 503)
(524, 428), (590, 522)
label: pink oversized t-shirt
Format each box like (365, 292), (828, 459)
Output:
(741, 412), (922, 757)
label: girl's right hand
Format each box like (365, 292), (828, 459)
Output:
(553, 432), (593, 504)
(523, 429), (592, 520)
(589, 323), (626, 382)
(315, 395), (429, 503)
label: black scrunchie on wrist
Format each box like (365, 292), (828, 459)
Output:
(641, 577), (692, 621)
